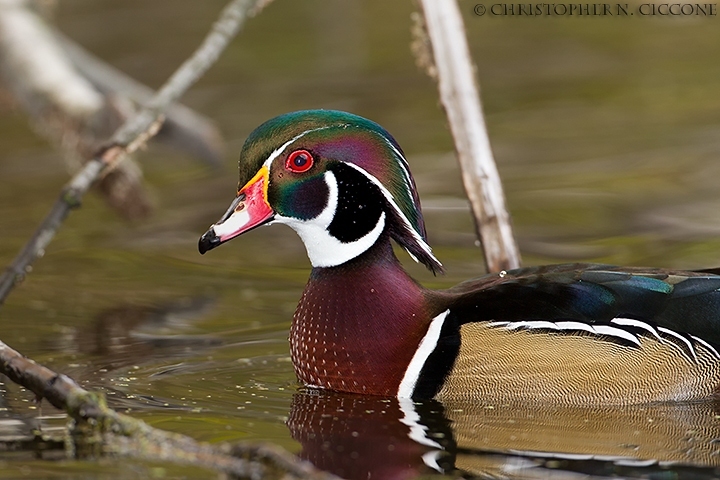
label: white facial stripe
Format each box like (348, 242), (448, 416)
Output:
(274, 171), (387, 268)
(259, 126), (439, 268)
(382, 137), (415, 192)
(262, 126), (334, 169)
(398, 310), (449, 399)
(344, 162), (439, 265)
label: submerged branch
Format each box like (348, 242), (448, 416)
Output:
(414, 1), (521, 273)
(0, 339), (336, 479)
(0, 0), (267, 306)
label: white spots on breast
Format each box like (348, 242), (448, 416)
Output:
(289, 264), (427, 396)
(290, 285), (351, 389)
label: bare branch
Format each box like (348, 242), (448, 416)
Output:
(0, 0), (270, 305)
(56, 30), (225, 168)
(0, 0), (152, 219)
(414, 1), (521, 272)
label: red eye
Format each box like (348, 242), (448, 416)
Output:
(286, 149), (314, 173)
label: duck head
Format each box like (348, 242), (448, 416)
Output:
(199, 110), (442, 273)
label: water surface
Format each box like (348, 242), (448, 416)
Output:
(1, 1), (720, 478)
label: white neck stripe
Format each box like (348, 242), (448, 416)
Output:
(274, 171), (387, 268)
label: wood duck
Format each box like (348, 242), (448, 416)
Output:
(199, 110), (720, 405)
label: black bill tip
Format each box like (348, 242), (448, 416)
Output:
(198, 228), (222, 255)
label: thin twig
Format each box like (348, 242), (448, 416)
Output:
(56, 30), (225, 168)
(0, 339), (337, 479)
(0, 0), (266, 305)
(414, 1), (521, 273)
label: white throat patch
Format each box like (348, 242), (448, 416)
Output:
(274, 171), (386, 268)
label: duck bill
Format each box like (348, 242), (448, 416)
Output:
(198, 167), (274, 254)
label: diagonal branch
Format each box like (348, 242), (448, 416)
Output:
(0, 0), (267, 306)
(55, 30), (225, 168)
(0, 1), (153, 220)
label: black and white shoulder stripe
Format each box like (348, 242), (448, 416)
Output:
(488, 317), (720, 363)
(398, 311), (450, 399)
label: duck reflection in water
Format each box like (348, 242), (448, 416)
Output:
(288, 391), (720, 479)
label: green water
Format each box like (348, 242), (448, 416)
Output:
(2, 0), (720, 478)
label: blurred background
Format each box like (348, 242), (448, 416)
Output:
(1, 0), (720, 477)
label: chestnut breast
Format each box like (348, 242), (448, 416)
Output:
(290, 257), (431, 396)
